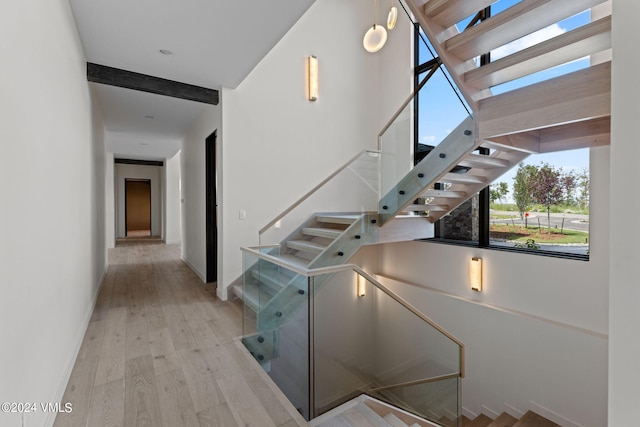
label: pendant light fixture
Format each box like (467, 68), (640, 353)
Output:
(387, 0), (398, 30)
(363, 0), (387, 53)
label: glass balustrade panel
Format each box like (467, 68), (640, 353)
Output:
(312, 269), (462, 420)
(241, 253), (311, 419)
(259, 150), (381, 249)
(378, 63), (472, 216)
(369, 377), (461, 427)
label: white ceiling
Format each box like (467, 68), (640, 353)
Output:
(68, 0), (315, 160)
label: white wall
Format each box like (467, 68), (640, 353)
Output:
(105, 153), (116, 248)
(209, 0), (412, 298)
(0, 1), (107, 426)
(376, 145), (610, 426)
(114, 163), (162, 237)
(164, 150), (182, 244)
(609, 2), (640, 425)
(181, 106), (221, 282)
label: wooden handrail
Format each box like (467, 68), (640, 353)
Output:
(377, 59), (441, 150)
(367, 373), (461, 394)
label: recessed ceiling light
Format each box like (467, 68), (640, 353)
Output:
(159, 49), (174, 56)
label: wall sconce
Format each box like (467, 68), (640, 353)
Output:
(357, 274), (366, 298)
(308, 55), (318, 101)
(470, 257), (482, 292)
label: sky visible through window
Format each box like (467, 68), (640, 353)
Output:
(416, 0), (591, 202)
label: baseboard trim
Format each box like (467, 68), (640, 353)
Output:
(181, 256), (205, 283)
(529, 401), (582, 427)
(46, 265), (107, 427)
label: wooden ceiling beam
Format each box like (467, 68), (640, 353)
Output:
(87, 63), (219, 105)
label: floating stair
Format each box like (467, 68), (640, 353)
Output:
(406, 0), (611, 147)
(241, 2), (612, 422)
(379, 116), (530, 224)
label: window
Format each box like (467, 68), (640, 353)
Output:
(414, 4), (591, 258)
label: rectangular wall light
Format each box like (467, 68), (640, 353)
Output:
(470, 257), (482, 292)
(308, 55), (318, 101)
(357, 274), (366, 298)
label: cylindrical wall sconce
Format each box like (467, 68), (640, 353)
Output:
(470, 257), (482, 292)
(308, 55), (318, 101)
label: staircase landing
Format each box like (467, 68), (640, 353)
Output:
(310, 395), (439, 427)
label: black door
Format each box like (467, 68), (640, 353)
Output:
(206, 130), (217, 283)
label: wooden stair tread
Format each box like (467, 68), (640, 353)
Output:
(383, 413), (409, 427)
(445, 0), (605, 61)
(251, 268), (288, 291)
(422, 189), (467, 199)
(405, 204), (449, 212)
(441, 172), (487, 184)
(477, 61), (611, 139)
(470, 414), (493, 427)
(457, 153), (510, 168)
(231, 282), (261, 312)
(512, 411), (560, 427)
(302, 227), (343, 239)
(361, 397), (433, 427)
(341, 403), (391, 427)
(423, 0), (495, 29)
(277, 254), (311, 270)
(287, 240), (326, 254)
(315, 214), (359, 225)
(464, 15), (611, 94)
(486, 412), (518, 427)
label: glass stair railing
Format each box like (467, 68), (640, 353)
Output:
(241, 247), (465, 425)
(240, 151), (382, 335)
(377, 58), (477, 225)
(259, 149), (382, 250)
(240, 39), (475, 427)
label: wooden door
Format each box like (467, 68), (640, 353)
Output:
(125, 179), (151, 236)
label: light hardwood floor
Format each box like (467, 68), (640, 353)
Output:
(54, 240), (308, 427)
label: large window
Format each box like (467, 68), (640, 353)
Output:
(414, 2), (591, 258)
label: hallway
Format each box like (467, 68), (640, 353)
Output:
(53, 241), (307, 427)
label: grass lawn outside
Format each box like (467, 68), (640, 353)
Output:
(490, 224), (589, 244)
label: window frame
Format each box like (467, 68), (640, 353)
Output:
(413, 18), (590, 261)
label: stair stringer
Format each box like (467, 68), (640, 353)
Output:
(257, 214), (375, 331)
(307, 213), (378, 269)
(426, 143), (531, 223)
(379, 115), (478, 225)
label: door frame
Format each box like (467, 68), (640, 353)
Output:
(206, 130), (218, 283)
(124, 178), (152, 237)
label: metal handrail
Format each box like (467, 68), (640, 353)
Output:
(258, 149), (380, 236)
(241, 246), (465, 378)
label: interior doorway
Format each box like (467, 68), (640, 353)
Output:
(125, 179), (152, 237)
(206, 130), (218, 283)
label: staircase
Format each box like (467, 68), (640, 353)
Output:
(406, 0), (611, 146)
(310, 395), (561, 427)
(238, 211), (379, 331)
(239, 0), (612, 424)
(461, 411), (561, 427)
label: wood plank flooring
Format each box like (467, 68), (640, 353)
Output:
(54, 240), (308, 427)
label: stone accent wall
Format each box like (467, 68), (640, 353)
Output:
(437, 194), (479, 241)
